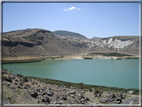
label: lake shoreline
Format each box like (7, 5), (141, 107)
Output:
(2, 54), (139, 64)
(2, 69), (140, 105)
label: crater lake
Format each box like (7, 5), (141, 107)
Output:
(3, 59), (139, 89)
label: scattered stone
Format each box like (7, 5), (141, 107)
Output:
(29, 90), (38, 98)
(36, 88), (40, 92)
(116, 97), (122, 103)
(69, 90), (76, 94)
(3, 76), (12, 83)
(121, 93), (126, 99)
(9, 84), (15, 89)
(100, 98), (107, 103)
(80, 99), (85, 104)
(127, 91), (136, 95)
(47, 92), (53, 96)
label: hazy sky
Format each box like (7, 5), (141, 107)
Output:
(3, 3), (139, 38)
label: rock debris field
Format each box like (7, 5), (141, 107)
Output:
(2, 69), (140, 105)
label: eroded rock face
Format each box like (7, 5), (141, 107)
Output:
(102, 38), (134, 49)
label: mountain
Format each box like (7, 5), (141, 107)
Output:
(91, 37), (100, 39)
(53, 30), (87, 38)
(2, 28), (139, 58)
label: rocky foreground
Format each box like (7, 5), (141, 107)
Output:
(2, 69), (140, 105)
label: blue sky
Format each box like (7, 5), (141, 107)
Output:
(3, 3), (139, 38)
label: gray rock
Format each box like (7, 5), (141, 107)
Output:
(18, 85), (23, 89)
(117, 92), (122, 97)
(20, 82), (23, 86)
(47, 92), (53, 96)
(3, 76), (12, 83)
(85, 97), (89, 101)
(106, 94), (111, 98)
(9, 84), (15, 89)
(121, 93), (126, 99)
(80, 99), (85, 104)
(26, 84), (30, 88)
(69, 90), (76, 94)
(97, 93), (101, 97)
(29, 91), (38, 98)
(36, 88), (40, 92)
(15, 79), (18, 82)
(10, 75), (15, 79)
(116, 97), (122, 103)
(61, 95), (67, 100)
(24, 87), (28, 89)
(100, 98), (107, 103)
(127, 91), (136, 95)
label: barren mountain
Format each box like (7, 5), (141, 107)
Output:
(2, 28), (139, 58)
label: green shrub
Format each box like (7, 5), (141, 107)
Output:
(112, 93), (116, 98)
(94, 89), (103, 94)
(23, 77), (28, 82)
(17, 74), (23, 78)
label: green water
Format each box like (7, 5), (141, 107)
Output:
(3, 59), (139, 89)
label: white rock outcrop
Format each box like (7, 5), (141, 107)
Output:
(102, 38), (134, 49)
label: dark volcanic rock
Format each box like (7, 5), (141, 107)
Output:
(47, 92), (53, 96)
(29, 90), (38, 98)
(3, 76), (12, 83)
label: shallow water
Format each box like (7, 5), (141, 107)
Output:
(3, 59), (139, 89)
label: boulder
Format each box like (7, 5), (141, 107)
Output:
(18, 85), (23, 89)
(61, 95), (67, 100)
(29, 90), (38, 98)
(116, 97), (122, 103)
(10, 75), (15, 79)
(127, 91), (136, 95)
(36, 88), (40, 92)
(100, 98), (107, 103)
(47, 92), (53, 96)
(116, 92), (122, 97)
(80, 99), (85, 104)
(85, 97), (89, 101)
(69, 90), (76, 94)
(41, 96), (50, 103)
(9, 84), (15, 89)
(20, 82), (23, 86)
(3, 76), (12, 83)
(121, 93), (126, 99)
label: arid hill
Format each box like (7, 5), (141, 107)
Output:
(2, 28), (139, 58)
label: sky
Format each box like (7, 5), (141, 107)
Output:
(3, 2), (139, 38)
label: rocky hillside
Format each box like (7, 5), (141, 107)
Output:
(2, 69), (139, 105)
(2, 28), (139, 58)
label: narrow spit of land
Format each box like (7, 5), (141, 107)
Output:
(2, 69), (140, 105)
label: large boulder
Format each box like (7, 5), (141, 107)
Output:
(47, 92), (53, 96)
(116, 97), (122, 103)
(9, 84), (15, 89)
(121, 93), (126, 99)
(127, 91), (136, 95)
(100, 98), (108, 103)
(69, 90), (76, 94)
(29, 90), (38, 98)
(3, 76), (12, 83)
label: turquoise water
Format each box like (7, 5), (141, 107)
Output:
(3, 59), (139, 89)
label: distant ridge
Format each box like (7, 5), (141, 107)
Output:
(53, 30), (87, 38)
(91, 37), (100, 39)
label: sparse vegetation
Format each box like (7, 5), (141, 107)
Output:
(27, 76), (139, 94)
(88, 52), (133, 57)
(23, 77), (28, 82)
